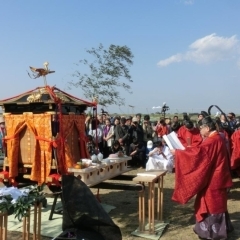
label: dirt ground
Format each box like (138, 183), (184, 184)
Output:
(8, 168), (240, 240)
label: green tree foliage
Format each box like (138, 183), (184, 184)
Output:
(69, 44), (134, 106)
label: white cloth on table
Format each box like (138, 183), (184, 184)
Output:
(146, 146), (174, 172)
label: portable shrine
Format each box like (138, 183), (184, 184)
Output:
(0, 63), (96, 186)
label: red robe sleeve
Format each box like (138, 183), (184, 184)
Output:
(231, 130), (240, 170)
(172, 147), (212, 204)
(177, 127), (202, 148)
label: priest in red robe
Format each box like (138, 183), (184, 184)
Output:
(171, 116), (233, 240)
(177, 120), (202, 147)
(230, 125), (240, 176)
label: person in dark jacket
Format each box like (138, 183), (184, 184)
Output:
(128, 116), (144, 144)
(171, 115), (182, 133)
(114, 118), (128, 141)
(129, 138), (146, 168)
(111, 140), (124, 154)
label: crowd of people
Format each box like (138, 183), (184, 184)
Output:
(85, 112), (180, 169)
(85, 110), (240, 240)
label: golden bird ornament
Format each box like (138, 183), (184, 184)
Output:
(28, 66), (55, 79)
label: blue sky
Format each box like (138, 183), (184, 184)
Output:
(1, 0), (240, 115)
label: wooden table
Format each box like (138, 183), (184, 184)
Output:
(133, 170), (167, 234)
(68, 157), (132, 187)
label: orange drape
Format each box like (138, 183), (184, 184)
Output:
(26, 114), (52, 184)
(5, 115), (26, 178)
(57, 114), (89, 173)
(5, 113), (52, 184)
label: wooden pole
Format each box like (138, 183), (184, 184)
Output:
(32, 203), (42, 240)
(23, 214), (26, 240)
(151, 182), (155, 232)
(0, 213), (3, 239)
(0, 212), (8, 240)
(26, 208), (30, 240)
(23, 208), (30, 240)
(142, 189), (145, 231)
(148, 183), (152, 233)
(37, 203), (42, 240)
(138, 190), (142, 231)
(160, 176), (164, 221)
(33, 204), (37, 240)
(157, 179), (161, 220)
(3, 214), (7, 240)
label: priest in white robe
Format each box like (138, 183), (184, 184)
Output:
(146, 141), (174, 172)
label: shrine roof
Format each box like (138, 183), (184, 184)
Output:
(0, 86), (96, 107)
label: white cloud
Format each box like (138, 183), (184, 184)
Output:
(157, 33), (239, 67)
(157, 54), (182, 67)
(183, 0), (194, 5)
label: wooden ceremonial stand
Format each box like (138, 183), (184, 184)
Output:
(0, 212), (8, 240)
(22, 208), (31, 240)
(133, 171), (167, 234)
(22, 203), (42, 240)
(33, 203), (42, 240)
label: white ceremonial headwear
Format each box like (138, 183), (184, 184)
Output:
(147, 140), (153, 149)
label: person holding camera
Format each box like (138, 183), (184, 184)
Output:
(128, 116), (144, 145)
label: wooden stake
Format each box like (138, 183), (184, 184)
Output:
(26, 208), (30, 240)
(157, 179), (161, 220)
(3, 214), (7, 240)
(148, 183), (152, 233)
(37, 203), (42, 240)
(151, 182), (155, 232)
(23, 215), (26, 240)
(142, 189), (145, 231)
(160, 176), (164, 221)
(138, 190), (142, 231)
(22, 208), (31, 240)
(0, 213), (3, 239)
(0, 212), (8, 240)
(33, 204), (37, 240)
